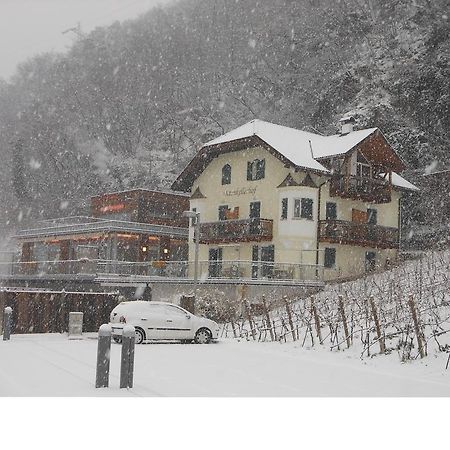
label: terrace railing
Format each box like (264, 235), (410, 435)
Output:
(319, 220), (399, 249)
(0, 259), (323, 283)
(199, 218), (273, 244)
(330, 175), (391, 203)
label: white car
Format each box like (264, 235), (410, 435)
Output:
(109, 301), (219, 344)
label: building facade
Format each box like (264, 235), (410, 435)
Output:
(14, 189), (189, 276)
(172, 119), (418, 282)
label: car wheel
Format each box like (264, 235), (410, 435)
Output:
(134, 328), (145, 344)
(112, 336), (122, 344)
(195, 328), (211, 344)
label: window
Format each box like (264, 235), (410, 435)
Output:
(247, 159), (265, 181)
(221, 164), (231, 185)
(281, 198), (288, 220)
(164, 305), (187, 317)
(218, 205), (229, 221)
(294, 198), (313, 219)
(326, 202), (337, 220)
(324, 248), (336, 268)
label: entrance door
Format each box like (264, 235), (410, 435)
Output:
(260, 245), (275, 278)
(251, 245), (275, 278)
(208, 247), (222, 278)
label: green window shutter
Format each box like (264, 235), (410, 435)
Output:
(281, 198), (288, 219)
(324, 248), (336, 268)
(256, 159), (265, 179)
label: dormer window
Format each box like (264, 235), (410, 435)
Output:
(247, 159), (265, 181)
(222, 164), (231, 185)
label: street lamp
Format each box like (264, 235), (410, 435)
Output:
(182, 210), (200, 292)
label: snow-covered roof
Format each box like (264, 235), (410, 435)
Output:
(173, 119), (417, 192)
(391, 172), (419, 191)
(204, 119), (378, 170)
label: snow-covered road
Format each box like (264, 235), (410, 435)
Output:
(1, 333), (450, 396)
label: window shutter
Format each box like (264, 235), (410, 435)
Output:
(281, 198), (288, 219)
(257, 159), (265, 179)
(324, 248), (336, 268)
(301, 198), (313, 220)
(367, 208), (377, 225)
(247, 161), (252, 180)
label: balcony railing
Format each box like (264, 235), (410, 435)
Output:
(330, 175), (391, 203)
(0, 258), (323, 284)
(13, 219), (188, 240)
(199, 218), (273, 244)
(319, 220), (399, 249)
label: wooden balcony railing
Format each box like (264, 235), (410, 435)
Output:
(199, 218), (273, 244)
(319, 220), (399, 249)
(330, 175), (391, 203)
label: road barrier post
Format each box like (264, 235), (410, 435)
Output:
(120, 325), (135, 389)
(2, 306), (12, 341)
(95, 324), (112, 388)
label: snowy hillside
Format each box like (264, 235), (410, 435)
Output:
(224, 250), (450, 366)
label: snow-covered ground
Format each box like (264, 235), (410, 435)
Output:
(1, 332), (450, 397)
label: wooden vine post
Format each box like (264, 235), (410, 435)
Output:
(338, 295), (351, 348)
(262, 296), (274, 341)
(283, 296), (297, 341)
(408, 295), (426, 359)
(369, 296), (386, 354)
(245, 299), (256, 340)
(311, 298), (323, 344)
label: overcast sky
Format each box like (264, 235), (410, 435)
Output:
(0, 0), (174, 80)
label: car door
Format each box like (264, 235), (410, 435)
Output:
(141, 304), (167, 340)
(161, 304), (193, 340)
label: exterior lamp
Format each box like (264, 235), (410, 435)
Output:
(141, 246), (147, 252)
(182, 210), (200, 292)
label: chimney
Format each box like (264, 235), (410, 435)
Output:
(339, 116), (356, 135)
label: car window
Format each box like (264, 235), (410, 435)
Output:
(147, 304), (168, 315)
(164, 305), (187, 316)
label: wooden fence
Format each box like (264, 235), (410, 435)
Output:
(0, 289), (120, 334)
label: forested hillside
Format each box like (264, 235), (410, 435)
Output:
(0, 0), (448, 246)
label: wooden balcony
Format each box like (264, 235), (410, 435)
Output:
(330, 175), (391, 203)
(319, 220), (399, 249)
(199, 218), (273, 244)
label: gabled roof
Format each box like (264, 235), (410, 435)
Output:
(205, 119), (379, 163)
(171, 119), (417, 192)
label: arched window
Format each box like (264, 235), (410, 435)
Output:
(222, 164), (231, 185)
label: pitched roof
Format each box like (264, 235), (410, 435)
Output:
(204, 119), (378, 166)
(391, 172), (420, 191)
(172, 119), (418, 192)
